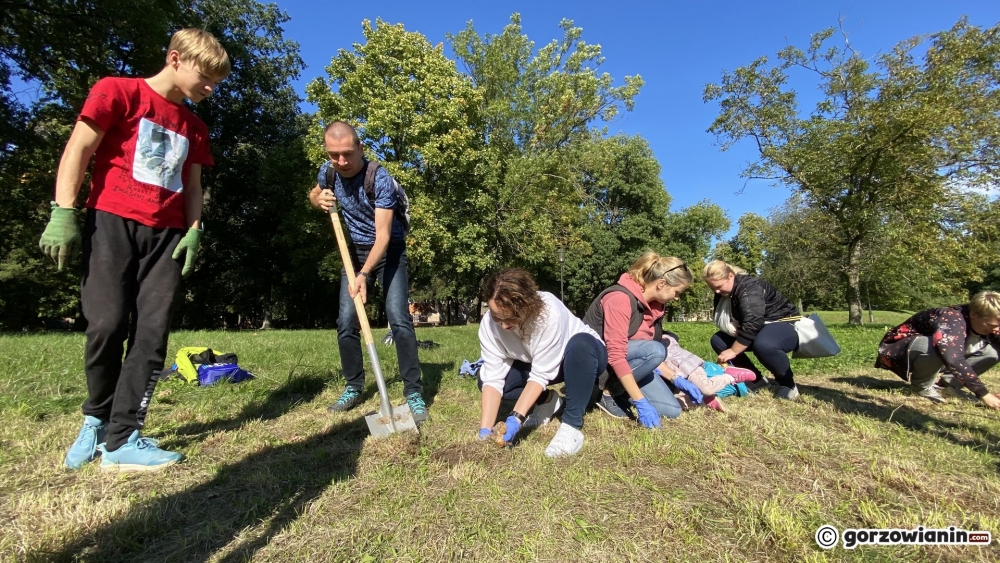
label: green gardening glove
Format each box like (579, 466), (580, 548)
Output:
(38, 202), (81, 271)
(171, 227), (202, 278)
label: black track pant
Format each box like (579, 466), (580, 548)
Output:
(81, 209), (182, 451)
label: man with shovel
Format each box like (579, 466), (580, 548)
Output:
(308, 121), (428, 423)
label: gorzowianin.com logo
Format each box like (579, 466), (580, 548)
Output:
(815, 524), (992, 549)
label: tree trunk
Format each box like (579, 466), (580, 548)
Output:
(797, 298), (804, 315)
(845, 239), (864, 325)
(260, 287), (273, 330)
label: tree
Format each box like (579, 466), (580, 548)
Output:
(0, 0), (320, 329)
(756, 196), (843, 313)
(179, 0), (321, 328)
(712, 212), (768, 276)
(448, 14), (645, 283)
(704, 19), (1000, 324)
(307, 15), (647, 307)
(0, 0), (181, 329)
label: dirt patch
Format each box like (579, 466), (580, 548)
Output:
(430, 441), (508, 467)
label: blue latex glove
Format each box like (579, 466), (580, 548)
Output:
(478, 427), (493, 441)
(672, 376), (704, 405)
(502, 415), (522, 442)
(631, 397), (662, 429)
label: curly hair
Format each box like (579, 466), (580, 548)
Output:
(481, 268), (545, 328)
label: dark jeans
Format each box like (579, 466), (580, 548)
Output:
(338, 241), (422, 396)
(476, 333), (607, 429)
(81, 209), (182, 451)
(711, 322), (799, 388)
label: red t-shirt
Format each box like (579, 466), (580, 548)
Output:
(81, 77), (213, 228)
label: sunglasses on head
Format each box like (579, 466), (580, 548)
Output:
(663, 262), (687, 275)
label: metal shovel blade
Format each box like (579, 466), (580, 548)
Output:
(364, 402), (417, 438)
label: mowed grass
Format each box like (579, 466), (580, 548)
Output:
(806, 310), (915, 326)
(1, 322), (999, 562)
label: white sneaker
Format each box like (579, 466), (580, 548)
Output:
(544, 423), (584, 458)
(524, 390), (563, 428)
(775, 385), (800, 401)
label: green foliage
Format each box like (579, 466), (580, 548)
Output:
(180, 0), (325, 328)
(714, 212), (767, 276)
(0, 0), (325, 329)
(705, 19), (1000, 324)
(308, 15), (660, 310)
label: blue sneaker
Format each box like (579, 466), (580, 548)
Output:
(98, 430), (183, 472)
(65, 415), (107, 469)
(327, 386), (363, 412)
(405, 392), (429, 424)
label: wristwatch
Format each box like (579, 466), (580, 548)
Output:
(358, 271), (369, 279)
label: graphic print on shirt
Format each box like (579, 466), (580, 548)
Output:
(132, 118), (189, 192)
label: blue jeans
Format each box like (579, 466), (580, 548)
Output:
(337, 241), (422, 396)
(627, 339), (682, 419)
(477, 333), (607, 429)
(710, 322), (798, 388)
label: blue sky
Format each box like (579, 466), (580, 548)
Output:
(277, 1), (998, 238)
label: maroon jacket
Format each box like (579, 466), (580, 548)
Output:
(874, 304), (996, 398)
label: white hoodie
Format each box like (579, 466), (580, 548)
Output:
(478, 292), (602, 394)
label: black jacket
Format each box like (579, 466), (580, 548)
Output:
(714, 274), (799, 346)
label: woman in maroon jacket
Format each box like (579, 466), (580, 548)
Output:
(875, 291), (1000, 410)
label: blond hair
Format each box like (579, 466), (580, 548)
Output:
(702, 260), (746, 281)
(627, 251), (692, 290)
(168, 28), (231, 79)
(969, 290), (1000, 319)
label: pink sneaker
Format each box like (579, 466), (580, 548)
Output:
(725, 366), (757, 384)
(705, 396), (727, 412)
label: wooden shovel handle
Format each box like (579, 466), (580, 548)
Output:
(328, 206), (375, 347)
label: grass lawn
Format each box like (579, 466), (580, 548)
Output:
(1, 322), (999, 562)
(807, 310), (915, 326)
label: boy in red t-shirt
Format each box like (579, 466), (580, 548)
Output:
(39, 28), (230, 472)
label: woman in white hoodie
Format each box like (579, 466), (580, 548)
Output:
(477, 268), (607, 458)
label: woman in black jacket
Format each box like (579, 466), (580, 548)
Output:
(703, 261), (802, 400)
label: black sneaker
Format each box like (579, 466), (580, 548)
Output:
(524, 390), (563, 428)
(595, 392), (631, 419)
(327, 387), (362, 412)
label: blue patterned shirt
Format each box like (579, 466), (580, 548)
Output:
(317, 160), (405, 246)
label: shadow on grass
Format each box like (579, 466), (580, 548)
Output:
(808, 378), (1000, 471)
(418, 361), (453, 407)
(35, 417), (369, 563)
(830, 375), (908, 392)
(169, 371), (330, 448)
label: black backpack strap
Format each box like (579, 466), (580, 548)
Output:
(324, 164), (337, 192)
(363, 160), (379, 206)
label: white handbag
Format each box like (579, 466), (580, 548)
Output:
(713, 296), (737, 337)
(791, 313), (841, 359)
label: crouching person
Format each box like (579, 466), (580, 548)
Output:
(875, 290), (1000, 410)
(583, 252), (691, 426)
(477, 269), (607, 457)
